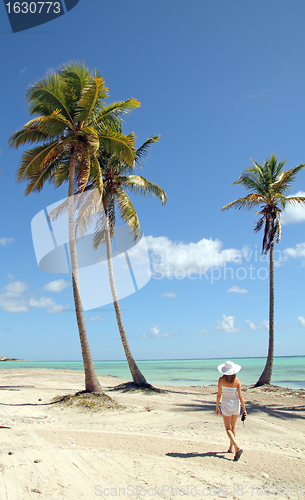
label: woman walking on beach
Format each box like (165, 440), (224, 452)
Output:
(216, 360), (247, 461)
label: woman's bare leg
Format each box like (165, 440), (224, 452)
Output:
(228, 414), (239, 452)
(222, 415), (240, 453)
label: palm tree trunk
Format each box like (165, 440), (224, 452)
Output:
(255, 243), (274, 386)
(68, 149), (104, 394)
(103, 201), (148, 386)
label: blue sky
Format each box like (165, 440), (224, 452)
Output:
(0, 0), (304, 362)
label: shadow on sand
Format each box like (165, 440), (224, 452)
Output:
(166, 450), (232, 460)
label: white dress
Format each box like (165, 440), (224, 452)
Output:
(221, 386), (241, 416)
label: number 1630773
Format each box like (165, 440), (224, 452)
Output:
(5, 2), (62, 14)
(250, 484), (304, 496)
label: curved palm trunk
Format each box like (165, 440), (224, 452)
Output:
(255, 243), (274, 386)
(68, 150), (104, 394)
(103, 201), (147, 386)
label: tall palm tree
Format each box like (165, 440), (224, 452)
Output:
(222, 155), (305, 386)
(9, 62), (139, 393)
(76, 137), (167, 386)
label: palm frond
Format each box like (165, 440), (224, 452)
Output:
(24, 161), (57, 194)
(224, 155), (303, 255)
(26, 73), (73, 123)
(99, 130), (136, 165)
(115, 188), (140, 240)
(60, 62), (91, 99)
(60, 63), (94, 120)
(222, 193), (265, 211)
(120, 175), (167, 205)
(75, 77), (109, 124)
(8, 128), (51, 148)
(77, 126), (100, 154)
(88, 155), (103, 194)
(95, 98), (141, 122)
(284, 195), (305, 205)
(275, 157), (287, 177)
(75, 153), (91, 194)
(262, 215), (272, 254)
(233, 171), (267, 196)
(108, 195), (116, 239)
(75, 189), (103, 238)
(16, 140), (62, 182)
(22, 110), (71, 137)
(26, 143), (70, 193)
(254, 215), (265, 233)
(48, 198), (69, 222)
(275, 212), (282, 243)
(273, 165), (305, 196)
(53, 156), (71, 188)
(92, 207), (107, 249)
(135, 135), (160, 167)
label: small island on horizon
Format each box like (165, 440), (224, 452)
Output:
(0, 356), (24, 361)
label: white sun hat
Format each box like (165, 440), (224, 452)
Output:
(217, 360), (241, 375)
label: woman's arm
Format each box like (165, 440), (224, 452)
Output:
(216, 378), (221, 415)
(237, 379), (247, 414)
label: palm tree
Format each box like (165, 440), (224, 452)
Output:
(76, 137), (167, 386)
(222, 155), (305, 386)
(9, 62), (139, 393)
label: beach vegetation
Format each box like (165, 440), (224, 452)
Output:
(52, 391), (123, 411)
(222, 155), (305, 386)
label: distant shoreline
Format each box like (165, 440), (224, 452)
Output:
(0, 358), (24, 362)
(0, 358), (303, 390)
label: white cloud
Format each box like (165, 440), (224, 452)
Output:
(43, 279), (71, 293)
(298, 316), (305, 328)
(161, 292), (178, 298)
(245, 319), (269, 330)
(281, 192), (305, 225)
(283, 243), (305, 266)
(146, 236), (243, 279)
(196, 328), (211, 334)
(89, 315), (106, 321)
(46, 303), (69, 314)
(0, 281), (29, 311)
(29, 296), (69, 314)
(0, 280), (69, 314)
(0, 296), (28, 313)
(29, 297), (56, 308)
(149, 326), (160, 337)
(216, 315), (242, 333)
(227, 285), (248, 294)
(3, 281), (29, 297)
(142, 326), (169, 338)
(0, 237), (15, 247)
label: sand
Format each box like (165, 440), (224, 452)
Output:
(0, 369), (304, 500)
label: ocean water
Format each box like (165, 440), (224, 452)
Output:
(0, 356), (304, 389)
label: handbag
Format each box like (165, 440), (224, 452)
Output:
(241, 412), (247, 425)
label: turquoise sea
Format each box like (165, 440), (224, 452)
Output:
(0, 356), (304, 389)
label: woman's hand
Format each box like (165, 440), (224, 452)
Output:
(216, 407), (220, 415)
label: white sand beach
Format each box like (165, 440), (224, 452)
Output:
(0, 369), (304, 499)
